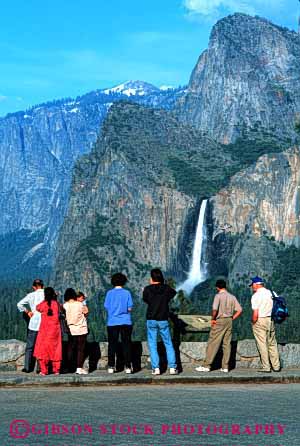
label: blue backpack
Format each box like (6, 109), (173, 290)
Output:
(271, 291), (289, 324)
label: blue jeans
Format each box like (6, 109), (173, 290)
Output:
(146, 320), (176, 369)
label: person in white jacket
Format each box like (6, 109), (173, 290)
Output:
(17, 279), (44, 372)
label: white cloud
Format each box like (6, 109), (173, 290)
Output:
(184, 0), (249, 16)
(183, 0), (284, 19)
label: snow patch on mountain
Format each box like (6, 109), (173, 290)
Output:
(103, 80), (159, 97)
(160, 85), (175, 91)
(22, 243), (44, 264)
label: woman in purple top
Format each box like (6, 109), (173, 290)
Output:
(104, 273), (133, 374)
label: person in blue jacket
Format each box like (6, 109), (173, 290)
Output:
(104, 273), (133, 374)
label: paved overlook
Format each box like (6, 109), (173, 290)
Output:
(0, 384), (299, 446)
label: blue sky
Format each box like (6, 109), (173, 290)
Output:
(0, 0), (297, 116)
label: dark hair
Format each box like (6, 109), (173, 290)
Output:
(32, 278), (44, 288)
(64, 288), (77, 302)
(111, 273), (128, 287)
(151, 268), (164, 284)
(44, 287), (57, 316)
(76, 291), (85, 298)
(215, 279), (227, 289)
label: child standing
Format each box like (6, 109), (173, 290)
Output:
(104, 273), (133, 374)
(77, 291), (88, 310)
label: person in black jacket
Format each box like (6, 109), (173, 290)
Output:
(143, 268), (177, 375)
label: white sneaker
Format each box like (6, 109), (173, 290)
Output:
(75, 368), (88, 375)
(125, 368), (132, 374)
(107, 368), (115, 374)
(169, 368), (178, 375)
(195, 366), (210, 372)
(152, 368), (160, 375)
(220, 368), (229, 373)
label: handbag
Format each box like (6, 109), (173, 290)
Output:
(59, 304), (70, 335)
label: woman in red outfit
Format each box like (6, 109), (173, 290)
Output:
(34, 287), (62, 375)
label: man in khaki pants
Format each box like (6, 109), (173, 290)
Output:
(250, 276), (281, 373)
(195, 279), (242, 373)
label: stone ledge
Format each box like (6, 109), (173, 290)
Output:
(1, 339), (300, 371)
(0, 369), (300, 387)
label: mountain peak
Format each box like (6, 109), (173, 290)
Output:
(211, 12), (295, 39)
(177, 12), (300, 144)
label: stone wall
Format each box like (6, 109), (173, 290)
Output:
(1, 339), (300, 372)
(0, 340), (27, 371)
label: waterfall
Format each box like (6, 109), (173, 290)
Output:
(177, 199), (208, 296)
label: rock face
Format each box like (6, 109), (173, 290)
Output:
(212, 146), (300, 246)
(52, 102), (235, 296)
(0, 84), (184, 279)
(177, 13), (300, 143)
(209, 146), (300, 281)
(0, 339), (26, 371)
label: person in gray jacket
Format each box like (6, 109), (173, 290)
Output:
(195, 279), (242, 373)
(17, 279), (44, 372)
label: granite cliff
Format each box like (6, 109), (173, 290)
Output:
(210, 146), (300, 283)
(0, 83), (184, 279)
(177, 13), (300, 144)
(52, 102), (238, 296)
(189, 145), (300, 342)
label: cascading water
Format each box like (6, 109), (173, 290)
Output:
(177, 199), (208, 296)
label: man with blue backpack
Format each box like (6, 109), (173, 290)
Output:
(250, 276), (281, 373)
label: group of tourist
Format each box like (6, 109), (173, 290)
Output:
(195, 276), (281, 373)
(16, 270), (281, 376)
(17, 282), (89, 375)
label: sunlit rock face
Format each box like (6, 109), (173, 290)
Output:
(209, 146), (300, 283)
(212, 147), (300, 246)
(177, 13), (300, 143)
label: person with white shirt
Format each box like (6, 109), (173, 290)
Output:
(17, 279), (45, 373)
(250, 276), (281, 373)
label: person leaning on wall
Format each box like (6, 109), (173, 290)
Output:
(195, 279), (242, 373)
(17, 279), (45, 373)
